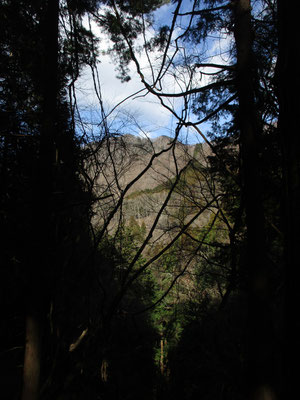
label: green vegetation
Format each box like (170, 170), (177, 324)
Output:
(126, 182), (170, 200)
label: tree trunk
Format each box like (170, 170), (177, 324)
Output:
(21, 315), (41, 400)
(21, 1), (59, 399)
(160, 337), (164, 375)
(233, 1), (277, 398)
(276, 0), (300, 398)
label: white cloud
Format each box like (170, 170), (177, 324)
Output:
(76, 4), (232, 143)
(76, 6), (186, 136)
(76, 41), (169, 129)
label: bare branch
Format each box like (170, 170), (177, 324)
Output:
(69, 328), (88, 352)
(178, 4), (231, 16)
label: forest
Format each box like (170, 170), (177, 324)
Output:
(0, 1), (299, 400)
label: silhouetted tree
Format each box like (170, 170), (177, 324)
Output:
(276, 0), (300, 397)
(99, 0), (282, 398)
(0, 1), (97, 399)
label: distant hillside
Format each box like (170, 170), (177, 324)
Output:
(88, 134), (213, 238)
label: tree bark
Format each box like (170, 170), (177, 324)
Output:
(233, 1), (277, 398)
(21, 315), (41, 400)
(21, 1), (59, 399)
(276, 0), (300, 398)
(160, 337), (164, 375)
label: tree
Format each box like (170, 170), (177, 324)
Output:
(1, 0), (285, 398)
(97, 0), (281, 398)
(0, 1), (99, 399)
(276, 0), (300, 397)
(232, 1), (276, 398)
(21, 2), (60, 398)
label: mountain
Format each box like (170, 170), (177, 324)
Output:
(88, 134), (213, 238)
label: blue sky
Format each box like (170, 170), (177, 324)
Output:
(76, 1), (232, 144)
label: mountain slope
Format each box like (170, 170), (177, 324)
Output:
(88, 134), (213, 236)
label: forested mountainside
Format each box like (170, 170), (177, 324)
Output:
(89, 134), (213, 234)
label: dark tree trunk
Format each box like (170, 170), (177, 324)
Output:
(21, 315), (41, 400)
(21, 1), (59, 399)
(276, 0), (300, 398)
(233, 1), (277, 398)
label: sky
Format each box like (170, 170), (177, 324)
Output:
(76, 1), (232, 144)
